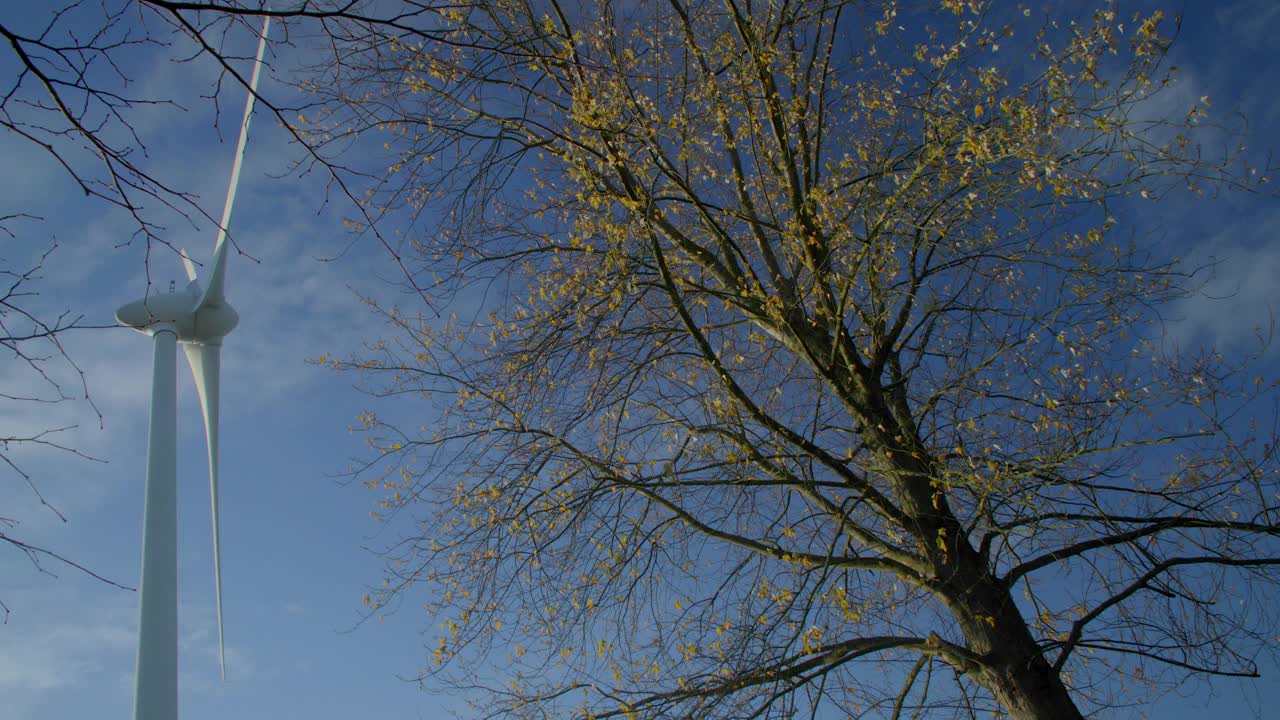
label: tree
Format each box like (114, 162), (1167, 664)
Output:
(135, 0), (1280, 717)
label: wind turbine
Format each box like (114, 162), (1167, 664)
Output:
(116, 16), (270, 720)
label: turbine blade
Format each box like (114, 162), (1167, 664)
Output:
(200, 237), (231, 310)
(184, 341), (226, 680)
(180, 249), (198, 283)
(200, 15), (271, 310)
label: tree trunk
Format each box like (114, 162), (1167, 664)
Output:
(876, 417), (1085, 720)
(936, 518), (1085, 720)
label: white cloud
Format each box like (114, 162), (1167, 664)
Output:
(0, 583), (135, 697)
(176, 600), (260, 691)
(1163, 208), (1280, 354)
(0, 575), (264, 719)
(1214, 0), (1280, 53)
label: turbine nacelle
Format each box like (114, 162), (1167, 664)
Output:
(116, 284), (199, 331)
(117, 241), (239, 343)
(116, 289), (240, 343)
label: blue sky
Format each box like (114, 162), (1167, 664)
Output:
(2, 1), (1279, 719)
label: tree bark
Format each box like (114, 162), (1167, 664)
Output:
(948, 541), (1085, 720)
(872, 398), (1085, 719)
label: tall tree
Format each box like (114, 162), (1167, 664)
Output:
(148, 1), (1280, 717)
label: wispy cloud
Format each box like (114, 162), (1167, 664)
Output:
(0, 582), (135, 718)
(1163, 207), (1280, 354)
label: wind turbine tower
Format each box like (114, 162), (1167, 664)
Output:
(116, 16), (270, 720)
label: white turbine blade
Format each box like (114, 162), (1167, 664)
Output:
(180, 249), (199, 283)
(200, 14), (271, 310)
(184, 341), (226, 680)
(199, 236), (232, 311)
